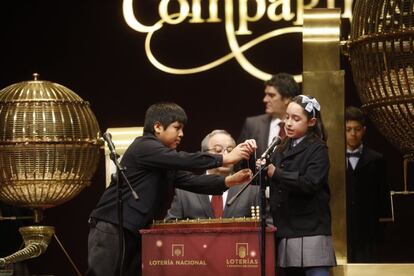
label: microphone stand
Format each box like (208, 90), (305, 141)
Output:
(104, 134), (138, 276)
(227, 156), (270, 276)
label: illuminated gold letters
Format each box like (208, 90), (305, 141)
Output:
(236, 0), (266, 35)
(189, 0), (204, 23)
(207, 0), (221, 22)
(159, 0), (190, 25)
(123, 0), (353, 81)
(267, 0), (295, 23)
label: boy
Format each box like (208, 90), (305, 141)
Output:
(345, 106), (390, 262)
(86, 103), (255, 276)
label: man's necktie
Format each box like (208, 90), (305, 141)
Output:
(278, 121), (286, 139)
(211, 194), (223, 218)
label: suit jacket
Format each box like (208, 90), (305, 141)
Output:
(165, 185), (260, 220)
(270, 136), (332, 238)
(238, 114), (272, 157)
(90, 133), (228, 234)
(346, 146), (390, 246)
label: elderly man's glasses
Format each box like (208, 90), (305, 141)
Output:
(206, 145), (234, 154)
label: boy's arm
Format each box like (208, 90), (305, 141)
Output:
(136, 138), (256, 171)
(174, 169), (253, 195)
(137, 139), (223, 171)
(174, 172), (226, 195)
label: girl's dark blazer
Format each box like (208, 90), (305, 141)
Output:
(269, 136), (332, 238)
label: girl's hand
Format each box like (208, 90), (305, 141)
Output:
(256, 158), (266, 169)
(267, 164), (276, 178)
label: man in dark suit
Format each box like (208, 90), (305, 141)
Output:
(238, 73), (300, 160)
(166, 130), (259, 220)
(345, 106), (391, 263)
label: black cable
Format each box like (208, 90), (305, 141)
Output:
(114, 172), (125, 276)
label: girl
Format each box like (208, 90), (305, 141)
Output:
(267, 95), (336, 276)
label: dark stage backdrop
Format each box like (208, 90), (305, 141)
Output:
(1, 1), (413, 275)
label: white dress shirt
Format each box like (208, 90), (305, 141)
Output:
(347, 144), (363, 170)
(268, 117), (282, 146)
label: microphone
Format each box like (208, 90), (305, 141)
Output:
(103, 132), (139, 200)
(103, 132), (117, 158)
(260, 136), (282, 159)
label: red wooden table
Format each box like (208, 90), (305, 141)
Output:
(140, 221), (276, 276)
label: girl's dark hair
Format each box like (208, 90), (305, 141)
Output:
(277, 95), (327, 152)
(143, 102), (187, 134)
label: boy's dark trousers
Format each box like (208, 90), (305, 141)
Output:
(86, 219), (142, 276)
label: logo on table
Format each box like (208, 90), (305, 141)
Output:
(172, 244), (184, 257)
(236, 243), (248, 258)
(226, 242), (259, 268)
(148, 243), (206, 266)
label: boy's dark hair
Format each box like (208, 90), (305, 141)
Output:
(345, 106), (366, 126)
(264, 73), (300, 99)
(144, 102), (188, 134)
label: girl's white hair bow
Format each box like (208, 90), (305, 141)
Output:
(301, 95), (320, 117)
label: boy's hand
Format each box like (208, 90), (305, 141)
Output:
(222, 139), (257, 165)
(241, 139), (257, 153)
(224, 169), (253, 188)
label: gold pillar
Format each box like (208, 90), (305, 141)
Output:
(104, 127), (143, 187)
(302, 8), (347, 270)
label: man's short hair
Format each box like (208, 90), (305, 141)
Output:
(201, 130), (235, 152)
(144, 102), (188, 133)
(264, 73), (300, 99)
(345, 106), (366, 126)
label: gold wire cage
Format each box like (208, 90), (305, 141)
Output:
(0, 74), (103, 209)
(348, 0), (414, 161)
(348, 0), (414, 220)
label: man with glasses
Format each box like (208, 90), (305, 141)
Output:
(166, 130), (259, 220)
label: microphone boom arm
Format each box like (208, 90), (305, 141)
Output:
(227, 163), (267, 206)
(103, 133), (139, 200)
(227, 136), (281, 206)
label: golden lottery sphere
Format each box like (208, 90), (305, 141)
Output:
(348, 0), (414, 160)
(0, 74), (102, 208)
